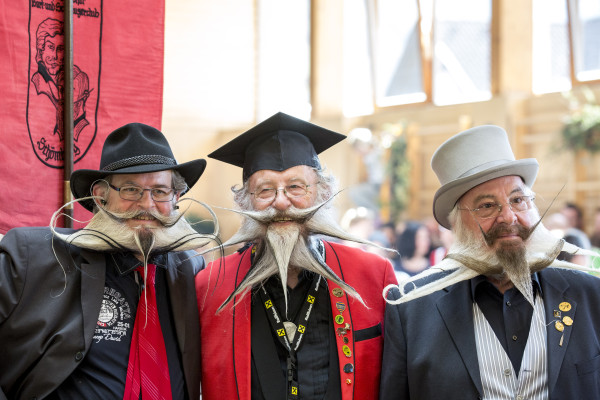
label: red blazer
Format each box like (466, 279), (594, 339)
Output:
(196, 241), (397, 400)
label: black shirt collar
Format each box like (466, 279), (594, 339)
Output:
(470, 271), (543, 300)
(110, 252), (169, 275)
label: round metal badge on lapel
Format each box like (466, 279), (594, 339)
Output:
(559, 302), (571, 312)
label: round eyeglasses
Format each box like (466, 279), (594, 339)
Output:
(108, 183), (176, 202)
(458, 195), (535, 219)
(250, 184), (311, 202)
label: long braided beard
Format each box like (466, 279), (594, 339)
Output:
(213, 198), (389, 312)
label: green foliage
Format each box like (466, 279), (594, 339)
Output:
(562, 89), (600, 154)
(387, 135), (410, 221)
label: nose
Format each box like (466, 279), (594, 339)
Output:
(136, 190), (155, 209)
(271, 188), (292, 211)
(495, 202), (517, 224)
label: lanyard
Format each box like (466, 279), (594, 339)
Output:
(258, 274), (322, 400)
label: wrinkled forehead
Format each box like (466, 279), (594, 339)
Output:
(108, 170), (174, 186)
(459, 175), (529, 204)
(248, 165), (318, 187)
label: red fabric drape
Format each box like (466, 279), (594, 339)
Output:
(0, 0), (165, 233)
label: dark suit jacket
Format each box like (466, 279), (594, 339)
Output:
(0, 227), (202, 400)
(380, 268), (600, 400)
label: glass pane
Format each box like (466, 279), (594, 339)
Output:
(433, 0), (492, 105)
(571, 0), (600, 81)
(374, 0), (425, 106)
(532, 0), (570, 94)
(257, 0), (311, 120)
(343, 0), (374, 117)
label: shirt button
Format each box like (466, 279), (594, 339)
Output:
(74, 351), (84, 361)
(506, 301), (511, 306)
(512, 335), (518, 341)
(503, 368), (511, 376)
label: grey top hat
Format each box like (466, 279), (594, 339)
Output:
(70, 122), (206, 211)
(431, 125), (539, 229)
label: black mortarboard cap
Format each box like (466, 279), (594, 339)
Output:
(208, 112), (346, 181)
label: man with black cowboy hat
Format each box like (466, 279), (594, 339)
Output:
(380, 125), (600, 400)
(0, 122), (211, 400)
(195, 112), (397, 400)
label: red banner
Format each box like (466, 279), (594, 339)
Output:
(0, 0), (165, 233)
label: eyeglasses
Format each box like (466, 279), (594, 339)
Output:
(108, 183), (176, 202)
(250, 183), (311, 202)
(458, 195), (535, 219)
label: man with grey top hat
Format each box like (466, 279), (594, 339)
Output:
(0, 122), (213, 400)
(380, 125), (600, 400)
(195, 112), (397, 400)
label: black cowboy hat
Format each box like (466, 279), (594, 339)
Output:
(70, 122), (206, 211)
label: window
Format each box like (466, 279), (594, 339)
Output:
(532, 0), (571, 94)
(256, 0), (311, 120)
(432, 0), (492, 105)
(343, 0), (492, 110)
(569, 0), (600, 82)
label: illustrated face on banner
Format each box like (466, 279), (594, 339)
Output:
(40, 32), (64, 77)
(27, 10), (100, 168)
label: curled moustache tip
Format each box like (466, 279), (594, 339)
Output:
(176, 198), (220, 237)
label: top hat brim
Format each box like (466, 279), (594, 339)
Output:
(433, 159), (539, 229)
(71, 159), (207, 212)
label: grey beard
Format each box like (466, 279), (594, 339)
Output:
(216, 199), (386, 311)
(51, 198), (217, 262)
(445, 213), (557, 306)
(390, 210), (566, 306)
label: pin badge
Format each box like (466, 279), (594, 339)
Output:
(553, 310), (561, 318)
(559, 302), (571, 312)
(343, 363), (354, 373)
(342, 345), (352, 357)
(332, 288), (344, 297)
(555, 321), (564, 332)
(335, 314), (345, 325)
(336, 302), (346, 313)
(563, 316), (573, 326)
(346, 379), (352, 385)
(336, 323), (350, 336)
(343, 337), (349, 344)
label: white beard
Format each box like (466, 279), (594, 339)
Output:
(50, 197), (217, 261)
(213, 199), (389, 311)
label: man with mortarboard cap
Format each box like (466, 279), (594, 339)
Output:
(196, 112), (397, 400)
(380, 125), (600, 400)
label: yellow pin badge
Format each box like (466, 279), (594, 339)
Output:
(553, 301), (574, 347)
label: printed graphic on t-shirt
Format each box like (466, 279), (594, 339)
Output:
(94, 286), (133, 343)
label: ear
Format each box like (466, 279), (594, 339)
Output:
(91, 180), (110, 205)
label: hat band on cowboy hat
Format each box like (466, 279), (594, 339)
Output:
(70, 123), (206, 212)
(102, 155), (177, 172)
(431, 125), (539, 229)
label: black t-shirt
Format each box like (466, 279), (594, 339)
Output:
(48, 253), (187, 399)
